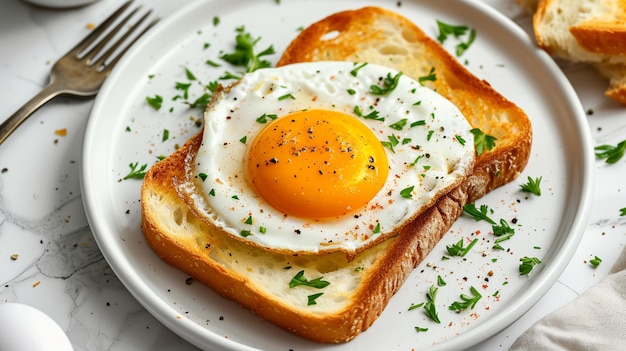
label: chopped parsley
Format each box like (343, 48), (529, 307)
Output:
(307, 293), (323, 305)
(256, 113), (278, 123)
(595, 139), (626, 164)
(123, 162), (147, 180)
(446, 238), (478, 257)
(470, 128), (497, 155)
(278, 93), (295, 101)
(162, 129), (169, 142)
(418, 67), (437, 85)
(369, 72), (402, 95)
(520, 176), (542, 196)
(389, 119), (408, 130)
(423, 285), (440, 323)
(220, 26), (275, 73)
(146, 94), (163, 110)
(415, 326), (429, 333)
(289, 270), (330, 289)
(400, 186), (414, 199)
(463, 203), (496, 224)
(435, 20), (477, 56)
(589, 256), (602, 268)
(456, 135), (466, 146)
(381, 134), (400, 153)
(620, 207), (626, 216)
(519, 256), (542, 275)
(353, 106), (385, 121)
(350, 62), (368, 77)
(373, 222), (381, 234)
(449, 286), (482, 312)
(437, 275), (447, 287)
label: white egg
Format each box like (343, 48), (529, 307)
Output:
(0, 303), (73, 351)
(185, 61), (474, 255)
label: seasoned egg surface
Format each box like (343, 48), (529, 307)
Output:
(190, 61), (474, 255)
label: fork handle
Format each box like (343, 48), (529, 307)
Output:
(0, 82), (62, 145)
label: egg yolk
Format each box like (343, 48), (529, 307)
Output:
(247, 109), (389, 218)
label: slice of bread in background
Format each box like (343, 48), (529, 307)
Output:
(526, 0), (626, 105)
(141, 6), (532, 343)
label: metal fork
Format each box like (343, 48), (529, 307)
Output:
(0, 0), (159, 145)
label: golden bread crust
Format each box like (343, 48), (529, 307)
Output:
(141, 6), (532, 343)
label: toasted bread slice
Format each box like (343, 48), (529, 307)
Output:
(529, 0), (626, 105)
(533, 0), (626, 62)
(141, 6), (532, 343)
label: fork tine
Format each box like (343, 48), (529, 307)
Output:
(93, 9), (157, 69)
(101, 16), (160, 74)
(82, 6), (141, 65)
(69, 0), (134, 56)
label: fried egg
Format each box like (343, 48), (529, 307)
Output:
(190, 61), (475, 255)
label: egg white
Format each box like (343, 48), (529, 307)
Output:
(188, 61), (475, 255)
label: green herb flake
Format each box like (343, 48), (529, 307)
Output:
(373, 222), (381, 234)
(415, 326), (429, 333)
(449, 286), (482, 312)
(595, 140), (626, 164)
(185, 67), (197, 81)
(463, 203), (496, 224)
(289, 270), (331, 289)
(381, 134), (400, 153)
(205, 59), (221, 67)
(213, 16), (220, 26)
(208, 188), (215, 196)
(427, 130), (435, 141)
(620, 207), (626, 216)
(456, 135), (466, 146)
(239, 136), (247, 144)
(410, 120), (426, 127)
(437, 275), (447, 287)
(244, 216), (253, 225)
(199, 173), (208, 182)
(409, 302), (424, 311)
(350, 62), (368, 77)
(423, 285), (440, 323)
(240, 230), (251, 237)
(519, 256), (542, 275)
(220, 26), (275, 73)
(259, 226), (267, 234)
(162, 129), (169, 142)
(307, 293), (323, 306)
(347, 88), (357, 95)
(418, 67), (437, 85)
(146, 95), (163, 110)
(470, 128), (497, 155)
(369, 71), (402, 95)
(353, 106), (385, 122)
(123, 162), (147, 180)
(400, 186), (414, 199)
(446, 238), (478, 257)
(520, 176), (542, 196)
(389, 119), (408, 131)
(278, 93), (295, 101)
(256, 113), (278, 124)
(589, 256), (602, 268)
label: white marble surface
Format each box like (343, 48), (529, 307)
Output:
(0, 0), (624, 350)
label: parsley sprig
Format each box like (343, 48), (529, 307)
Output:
(435, 20), (477, 57)
(123, 162), (147, 180)
(520, 176), (542, 196)
(220, 26), (275, 73)
(289, 270), (330, 289)
(595, 139), (626, 164)
(370, 72), (402, 95)
(423, 285), (441, 323)
(463, 203), (496, 224)
(446, 238), (478, 257)
(470, 128), (497, 155)
(519, 256), (542, 275)
(448, 286), (482, 312)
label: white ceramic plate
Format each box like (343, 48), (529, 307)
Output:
(81, 0), (594, 350)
